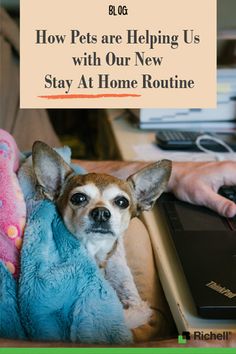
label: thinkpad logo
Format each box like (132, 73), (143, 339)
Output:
(206, 280), (236, 299)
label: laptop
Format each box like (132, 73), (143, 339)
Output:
(157, 187), (236, 320)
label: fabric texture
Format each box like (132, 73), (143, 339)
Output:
(0, 264), (25, 340)
(0, 129), (26, 278)
(19, 200), (132, 343)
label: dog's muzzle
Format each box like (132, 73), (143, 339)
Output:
(86, 207), (114, 236)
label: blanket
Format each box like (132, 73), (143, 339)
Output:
(0, 129), (26, 278)
(0, 145), (132, 344)
(0, 129), (26, 339)
(19, 200), (131, 343)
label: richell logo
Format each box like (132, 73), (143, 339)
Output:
(178, 330), (231, 344)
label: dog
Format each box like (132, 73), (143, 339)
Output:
(32, 141), (172, 329)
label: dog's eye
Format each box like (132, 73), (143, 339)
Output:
(70, 193), (88, 206)
(114, 196), (129, 209)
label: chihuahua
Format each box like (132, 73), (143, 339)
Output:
(32, 141), (172, 329)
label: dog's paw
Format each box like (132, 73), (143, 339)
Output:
(124, 301), (153, 329)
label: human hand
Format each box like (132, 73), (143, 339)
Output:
(167, 161), (236, 218)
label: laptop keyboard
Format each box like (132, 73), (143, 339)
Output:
(218, 186), (236, 231)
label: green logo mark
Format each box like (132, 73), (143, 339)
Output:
(178, 331), (190, 344)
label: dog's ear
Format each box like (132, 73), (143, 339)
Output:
(32, 141), (73, 200)
(127, 160), (172, 213)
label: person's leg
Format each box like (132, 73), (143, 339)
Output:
(124, 217), (175, 342)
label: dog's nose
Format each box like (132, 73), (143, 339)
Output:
(90, 207), (111, 223)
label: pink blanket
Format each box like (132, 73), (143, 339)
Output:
(0, 129), (26, 277)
